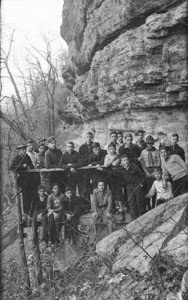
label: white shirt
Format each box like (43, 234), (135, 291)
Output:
(149, 180), (173, 200)
(27, 151), (38, 168)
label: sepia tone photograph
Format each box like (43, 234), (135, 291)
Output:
(1, 0), (188, 299)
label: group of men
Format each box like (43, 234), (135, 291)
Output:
(9, 130), (188, 247)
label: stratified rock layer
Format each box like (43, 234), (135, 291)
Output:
(96, 194), (188, 274)
(60, 0), (188, 155)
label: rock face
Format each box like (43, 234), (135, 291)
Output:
(96, 193), (188, 275)
(60, 0), (188, 156)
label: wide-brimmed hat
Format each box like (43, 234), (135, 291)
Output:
(16, 144), (27, 149)
(145, 135), (155, 143)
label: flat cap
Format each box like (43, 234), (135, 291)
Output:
(47, 136), (56, 143)
(92, 142), (101, 148)
(145, 135), (155, 143)
(135, 129), (145, 136)
(37, 137), (46, 144)
(16, 144), (27, 149)
(26, 139), (34, 145)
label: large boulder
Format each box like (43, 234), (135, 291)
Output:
(96, 194), (188, 274)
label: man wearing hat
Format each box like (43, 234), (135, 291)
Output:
(139, 135), (161, 209)
(10, 144), (35, 215)
(44, 136), (63, 193)
(10, 144), (34, 172)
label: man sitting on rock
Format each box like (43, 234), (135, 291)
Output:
(145, 167), (173, 207)
(91, 180), (113, 235)
(160, 146), (188, 197)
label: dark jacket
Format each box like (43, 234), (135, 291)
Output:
(119, 144), (141, 159)
(60, 150), (83, 169)
(45, 148), (62, 168)
(118, 163), (146, 185)
(32, 194), (48, 216)
(88, 149), (107, 166)
(169, 144), (185, 161)
(62, 194), (81, 216)
(9, 153), (34, 172)
(79, 142), (93, 164)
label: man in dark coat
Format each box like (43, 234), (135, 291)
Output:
(10, 144), (38, 215)
(44, 136), (63, 193)
(169, 133), (185, 161)
(60, 141), (83, 192)
(88, 142), (107, 190)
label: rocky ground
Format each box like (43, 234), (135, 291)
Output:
(1, 195), (188, 299)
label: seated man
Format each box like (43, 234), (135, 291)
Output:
(88, 142), (107, 190)
(47, 183), (64, 248)
(145, 167), (173, 207)
(62, 186), (81, 245)
(91, 181), (113, 235)
(169, 133), (185, 161)
(32, 185), (48, 247)
(160, 146), (188, 197)
(60, 141), (83, 193)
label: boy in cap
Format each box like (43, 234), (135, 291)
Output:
(139, 135), (161, 209)
(45, 136), (63, 193)
(92, 180), (113, 235)
(62, 186), (81, 245)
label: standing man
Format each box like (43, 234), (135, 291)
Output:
(104, 131), (118, 151)
(79, 131), (94, 211)
(139, 135), (161, 209)
(88, 142), (107, 190)
(160, 146), (188, 197)
(9, 144), (35, 215)
(92, 181), (113, 235)
(45, 136), (63, 193)
(60, 141), (83, 193)
(169, 133), (185, 161)
(116, 131), (125, 152)
(135, 129), (146, 155)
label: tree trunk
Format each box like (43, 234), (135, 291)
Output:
(14, 174), (31, 297)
